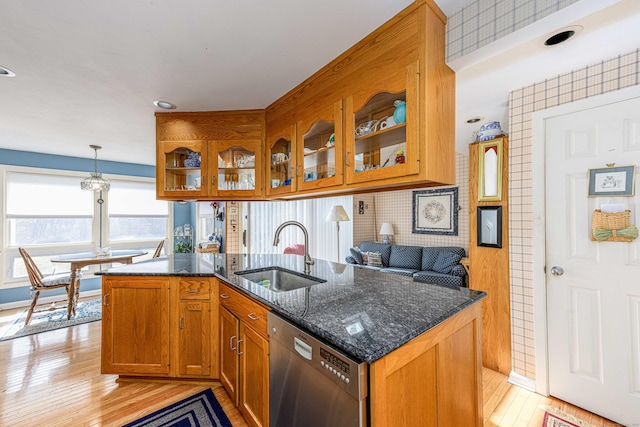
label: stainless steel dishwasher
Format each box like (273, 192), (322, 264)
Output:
(268, 312), (368, 427)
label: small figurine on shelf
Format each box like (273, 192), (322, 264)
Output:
(395, 150), (406, 164)
(393, 100), (406, 124)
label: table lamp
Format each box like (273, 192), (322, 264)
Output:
(379, 222), (394, 244)
(326, 205), (350, 262)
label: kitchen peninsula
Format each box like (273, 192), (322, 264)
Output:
(99, 253), (485, 427)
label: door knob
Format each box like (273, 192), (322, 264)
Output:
(550, 266), (564, 276)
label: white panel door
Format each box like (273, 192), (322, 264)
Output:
(546, 95), (640, 426)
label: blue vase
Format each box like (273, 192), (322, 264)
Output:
(393, 100), (406, 124)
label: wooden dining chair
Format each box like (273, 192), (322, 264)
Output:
(18, 248), (76, 325)
(153, 240), (164, 258)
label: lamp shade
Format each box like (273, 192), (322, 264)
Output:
(326, 205), (350, 222)
(379, 222), (394, 235)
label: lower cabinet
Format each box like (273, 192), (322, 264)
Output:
(101, 276), (219, 379)
(219, 283), (269, 427)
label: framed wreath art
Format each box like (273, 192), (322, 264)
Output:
(412, 187), (458, 235)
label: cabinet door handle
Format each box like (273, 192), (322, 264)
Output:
(179, 317), (184, 329)
(345, 151), (351, 167)
(211, 176), (215, 186)
(248, 313), (260, 321)
(103, 294), (109, 306)
(230, 335), (237, 350)
(220, 293), (229, 299)
(187, 289), (199, 293)
(237, 339), (244, 355)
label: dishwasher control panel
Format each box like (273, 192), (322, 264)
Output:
(320, 347), (352, 383)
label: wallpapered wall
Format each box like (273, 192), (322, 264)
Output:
(353, 152), (469, 253)
(508, 48), (640, 379)
(446, 0), (580, 62)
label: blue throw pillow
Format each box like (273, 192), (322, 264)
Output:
(432, 251), (463, 274)
(349, 247), (364, 265)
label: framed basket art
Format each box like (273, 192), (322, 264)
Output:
(412, 187), (458, 235)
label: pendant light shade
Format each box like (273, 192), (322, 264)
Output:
(81, 145), (110, 192)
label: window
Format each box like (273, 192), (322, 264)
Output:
(108, 180), (168, 243)
(3, 167), (171, 288)
(7, 172), (93, 246)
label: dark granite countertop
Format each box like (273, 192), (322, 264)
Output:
(98, 253), (485, 363)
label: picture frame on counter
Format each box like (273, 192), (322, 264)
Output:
(587, 165), (635, 197)
(477, 206), (502, 248)
(412, 187), (458, 236)
(478, 138), (503, 201)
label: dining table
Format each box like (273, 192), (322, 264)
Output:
(51, 249), (147, 319)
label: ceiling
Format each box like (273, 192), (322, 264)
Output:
(1, 0), (639, 166)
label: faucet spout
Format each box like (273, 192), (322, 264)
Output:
(273, 221), (315, 275)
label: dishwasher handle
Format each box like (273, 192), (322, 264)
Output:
(294, 337), (313, 360)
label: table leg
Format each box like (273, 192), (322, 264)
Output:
(66, 266), (81, 320)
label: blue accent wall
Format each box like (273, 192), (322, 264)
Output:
(1, 148), (156, 305)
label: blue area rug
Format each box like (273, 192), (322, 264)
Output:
(0, 298), (101, 341)
(123, 389), (233, 427)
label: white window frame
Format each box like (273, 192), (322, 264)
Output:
(1, 165), (172, 289)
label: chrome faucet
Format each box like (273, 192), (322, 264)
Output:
(273, 221), (315, 275)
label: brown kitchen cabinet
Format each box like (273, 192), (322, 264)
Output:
(295, 99), (344, 193)
(344, 62), (420, 185)
(155, 110), (265, 201)
(156, 140), (209, 199)
(101, 276), (219, 379)
(219, 283), (269, 427)
(211, 139), (263, 199)
(266, 123), (297, 196)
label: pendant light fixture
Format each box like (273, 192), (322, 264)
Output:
(81, 145), (110, 192)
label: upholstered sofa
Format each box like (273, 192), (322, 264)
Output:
(345, 241), (467, 288)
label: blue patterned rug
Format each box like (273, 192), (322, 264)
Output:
(123, 388), (233, 427)
(0, 298), (101, 342)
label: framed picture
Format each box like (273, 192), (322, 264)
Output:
(478, 139), (503, 201)
(587, 165), (636, 197)
(477, 206), (502, 248)
(412, 187), (458, 235)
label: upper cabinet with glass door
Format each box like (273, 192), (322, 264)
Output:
(267, 124), (296, 196)
(296, 100), (343, 192)
(157, 140), (209, 199)
(211, 139), (263, 199)
(345, 63), (419, 185)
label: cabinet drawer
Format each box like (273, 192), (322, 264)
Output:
(220, 283), (269, 337)
(179, 278), (211, 300)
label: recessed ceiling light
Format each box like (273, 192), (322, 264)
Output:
(0, 65), (16, 77)
(543, 25), (582, 47)
(153, 100), (177, 109)
(466, 116), (483, 124)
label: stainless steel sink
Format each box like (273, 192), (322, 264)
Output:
(235, 267), (326, 293)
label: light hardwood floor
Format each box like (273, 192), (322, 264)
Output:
(0, 305), (621, 427)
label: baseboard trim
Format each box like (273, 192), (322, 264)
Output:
(508, 371), (537, 392)
(0, 289), (102, 312)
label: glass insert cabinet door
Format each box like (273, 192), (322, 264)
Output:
(296, 100), (343, 191)
(159, 140), (208, 197)
(267, 124), (296, 195)
(344, 63), (419, 184)
(212, 139), (262, 197)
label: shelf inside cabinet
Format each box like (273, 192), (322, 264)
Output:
(303, 146), (335, 157)
(354, 123), (406, 150)
(166, 167), (201, 175)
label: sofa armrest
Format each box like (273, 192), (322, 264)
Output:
(345, 255), (357, 264)
(450, 264), (466, 277)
